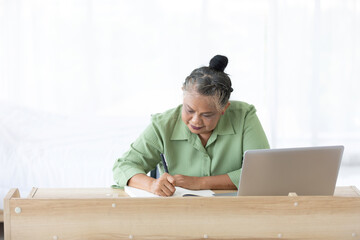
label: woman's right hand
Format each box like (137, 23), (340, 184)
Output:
(150, 173), (176, 197)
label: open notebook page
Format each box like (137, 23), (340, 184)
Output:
(124, 186), (214, 197)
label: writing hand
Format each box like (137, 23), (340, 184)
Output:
(150, 173), (176, 197)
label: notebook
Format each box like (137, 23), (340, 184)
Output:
(125, 186), (214, 197)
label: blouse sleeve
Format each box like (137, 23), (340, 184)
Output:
(227, 105), (270, 188)
(112, 123), (163, 187)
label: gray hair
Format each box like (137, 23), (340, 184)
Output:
(182, 55), (233, 110)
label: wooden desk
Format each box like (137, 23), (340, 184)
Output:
(4, 186), (360, 240)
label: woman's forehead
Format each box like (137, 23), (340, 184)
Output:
(183, 92), (218, 112)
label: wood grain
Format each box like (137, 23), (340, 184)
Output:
(4, 189), (20, 240)
(4, 186), (360, 240)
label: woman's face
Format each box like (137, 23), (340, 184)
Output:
(182, 91), (226, 136)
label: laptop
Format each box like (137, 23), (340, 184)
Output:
(216, 145), (344, 196)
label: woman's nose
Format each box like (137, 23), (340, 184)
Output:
(191, 114), (202, 125)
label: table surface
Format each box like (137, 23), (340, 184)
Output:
(26, 186), (360, 199)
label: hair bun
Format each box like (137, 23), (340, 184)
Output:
(209, 55), (228, 72)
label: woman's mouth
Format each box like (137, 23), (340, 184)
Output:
(191, 125), (203, 130)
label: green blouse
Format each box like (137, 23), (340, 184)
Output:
(113, 101), (270, 188)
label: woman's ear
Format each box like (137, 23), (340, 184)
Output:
(221, 102), (231, 115)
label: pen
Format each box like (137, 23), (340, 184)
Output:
(160, 153), (169, 173)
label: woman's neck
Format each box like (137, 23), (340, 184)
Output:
(198, 133), (211, 147)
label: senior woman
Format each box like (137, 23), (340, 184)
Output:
(113, 55), (269, 196)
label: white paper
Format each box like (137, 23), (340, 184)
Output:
(124, 186), (214, 197)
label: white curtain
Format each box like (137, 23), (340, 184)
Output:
(1, 0), (360, 164)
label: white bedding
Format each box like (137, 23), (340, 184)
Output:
(0, 102), (149, 209)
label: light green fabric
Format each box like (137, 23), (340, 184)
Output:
(113, 101), (270, 188)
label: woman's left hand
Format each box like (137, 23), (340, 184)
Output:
(173, 174), (237, 190)
(173, 174), (203, 190)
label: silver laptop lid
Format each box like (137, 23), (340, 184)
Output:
(238, 146), (344, 196)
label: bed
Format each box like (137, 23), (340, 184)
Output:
(0, 102), (149, 211)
